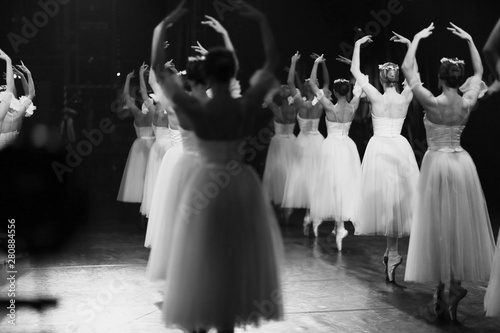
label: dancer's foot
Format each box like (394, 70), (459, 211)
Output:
(303, 215), (311, 236)
(383, 255), (389, 281)
(448, 282), (467, 322)
(387, 255), (402, 283)
(431, 282), (447, 321)
(335, 229), (348, 251)
(312, 220), (322, 238)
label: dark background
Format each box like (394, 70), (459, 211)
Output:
(0, 0), (499, 244)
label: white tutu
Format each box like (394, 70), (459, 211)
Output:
(310, 119), (361, 221)
(485, 230), (500, 317)
(262, 122), (296, 205)
(355, 115), (419, 237)
(144, 127), (184, 249)
(140, 126), (172, 216)
(282, 116), (324, 208)
(405, 117), (495, 283)
(162, 139), (283, 331)
(145, 129), (200, 280)
(117, 124), (155, 203)
(0, 131), (19, 151)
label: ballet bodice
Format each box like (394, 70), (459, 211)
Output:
(326, 118), (352, 139)
(180, 128), (198, 155)
(169, 127), (183, 146)
(297, 115), (320, 134)
(274, 121), (295, 137)
(197, 139), (244, 165)
(0, 130), (19, 150)
(154, 125), (172, 144)
(424, 117), (464, 152)
(134, 124), (154, 139)
(372, 114), (404, 138)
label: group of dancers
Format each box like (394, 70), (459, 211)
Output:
(0, 49), (36, 151)
(112, 0), (500, 331)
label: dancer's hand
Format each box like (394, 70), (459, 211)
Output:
(164, 41), (170, 49)
(201, 15), (227, 34)
(355, 35), (373, 46)
(164, 59), (175, 69)
(415, 23), (434, 40)
(336, 55), (352, 65)
(16, 61), (31, 75)
(127, 70), (135, 79)
(12, 66), (24, 78)
(291, 51), (301, 63)
(191, 41), (208, 56)
(447, 22), (472, 41)
(390, 31), (411, 46)
(314, 54), (326, 64)
(310, 53), (324, 61)
(139, 62), (148, 76)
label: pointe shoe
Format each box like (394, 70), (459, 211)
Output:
(431, 283), (447, 321)
(335, 229), (348, 251)
(312, 220), (322, 238)
(383, 256), (389, 281)
(448, 284), (467, 322)
(387, 255), (403, 283)
(303, 215), (311, 236)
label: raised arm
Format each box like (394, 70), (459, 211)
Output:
(17, 61), (35, 100)
(151, 0), (203, 128)
(484, 18), (500, 84)
(311, 53), (330, 90)
(287, 52), (300, 93)
(236, 1), (278, 73)
(401, 23), (437, 111)
(0, 49), (14, 93)
(307, 55), (335, 110)
(350, 36), (381, 102)
(390, 31), (415, 101)
(447, 22), (484, 105)
(201, 15), (239, 72)
(139, 62), (156, 114)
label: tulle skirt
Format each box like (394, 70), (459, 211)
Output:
(355, 135), (419, 237)
(140, 139), (173, 216)
(485, 230), (500, 317)
(282, 132), (324, 208)
(145, 150), (201, 281)
(117, 137), (154, 203)
(143, 144), (184, 250)
(405, 149), (495, 283)
(263, 134), (296, 204)
(162, 163), (283, 331)
(310, 136), (361, 221)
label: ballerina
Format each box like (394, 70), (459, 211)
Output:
(309, 54), (362, 248)
(144, 59), (202, 252)
(262, 84), (297, 217)
(350, 34), (419, 283)
(116, 69), (154, 203)
(281, 51), (325, 235)
(151, 1), (283, 332)
(140, 62), (172, 217)
(402, 22), (496, 322)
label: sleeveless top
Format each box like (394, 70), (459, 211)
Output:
(326, 118), (352, 139)
(274, 122), (295, 138)
(134, 123), (154, 139)
(424, 97), (470, 153)
(297, 115), (320, 134)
